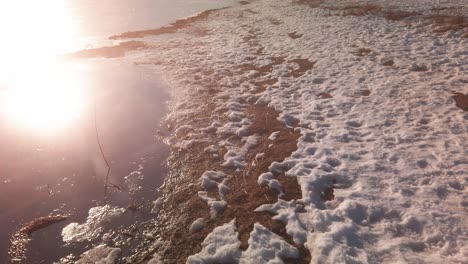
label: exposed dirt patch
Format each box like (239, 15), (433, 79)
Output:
(66, 41), (149, 59)
(317, 92), (333, 99)
(253, 78), (279, 93)
(294, 0), (324, 8)
(244, 9), (258, 15)
(132, 101), (307, 263)
(383, 10), (420, 21)
(381, 58), (395, 67)
(237, 57), (286, 77)
(269, 18), (283, 25)
(360, 89), (371, 96)
(126, 39), (305, 263)
(352, 47), (373, 57)
(452, 92), (468, 111)
(410, 64), (429, 72)
(109, 8), (223, 39)
(323, 4), (376, 14)
(430, 15), (467, 33)
(255, 46), (265, 55)
(300, 1), (466, 38)
(323, 4), (381, 17)
(319, 3), (421, 21)
(288, 31), (303, 39)
(223, 104), (304, 251)
(288, 58), (316, 78)
(320, 179), (336, 202)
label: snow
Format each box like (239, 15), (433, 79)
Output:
(61, 205), (125, 243)
(186, 220), (300, 264)
(199, 171), (230, 212)
(242, 223), (299, 264)
(222, 135), (258, 168)
(151, 197), (164, 214)
(198, 191), (227, 218)
(75, 245), (121, 264)
(187, 220), (241, 264)
(268, 131), (280, 141)
(134, 0), (467, 262)
(148, 254), (163, 264)
(190, 217), (206, 233)
(256, 200), (308, 245)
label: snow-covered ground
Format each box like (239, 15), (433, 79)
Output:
(123, 0), (468, 263)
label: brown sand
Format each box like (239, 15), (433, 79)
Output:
(109, 8), (223, 40)
(452, 92), (468, 111)
(130, 102), (308, 264)
(66, 41), (148, 59)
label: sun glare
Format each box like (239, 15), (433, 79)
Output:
(0, 0), (86, 132)
(3, 65), (85, 131)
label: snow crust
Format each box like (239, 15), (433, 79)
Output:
(187, 220), (242, 264)
(190, 217), (206, 233)
(200, 170), (230, 197)
(186, 220), (300, 264)
(137, 0), (468, 262)
(242, 223), (299, 263)
(75, 245), (121, 264)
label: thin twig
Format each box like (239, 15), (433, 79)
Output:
(94, 98), (111, 199)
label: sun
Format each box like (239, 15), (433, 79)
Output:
(0, 0), (86, 132)
(2, 64), (85, 131)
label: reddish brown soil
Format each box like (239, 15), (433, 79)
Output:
(317, 92), (333, 99)
(299, 1), (466, 37)
(360, 90), (371, 96)
(131, 102), (307, 263)
(269, 18), (283, 25)
(352, 47), (373, 57)
(383, 10), (420, 21)
(289, 59), (316, 78)
(238, 57), (286, 75)
(381, 58), (395, 67)
(125, 32), (308, 262)
(430, 15), (467, 33)
(294, 0), (323, 8)
(109, 8), (223, 40)
(288, 32), (303, 39)
(452, 92), (468, 111)
(67, 41), (148, 59)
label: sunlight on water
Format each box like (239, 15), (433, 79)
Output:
(0, 0), (86, 132)
(3, 64), (85, 131)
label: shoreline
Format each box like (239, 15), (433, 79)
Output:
(63, 0), (467, 263)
